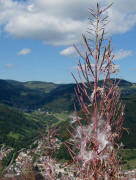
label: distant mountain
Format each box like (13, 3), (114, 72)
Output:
(0, 79), (77, 112)
(41, 79), (136, 112)
(42, 83), (77, 112)
(0, 79), (136, 112)
(0, 79), (47, 111)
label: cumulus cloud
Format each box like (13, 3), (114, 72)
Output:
(0, 0), (135, 46)
(114, 49), (132, 60)
(60, 46), (77, 57)
(72, 63), (95, 71)
(17, 48), (31, 56)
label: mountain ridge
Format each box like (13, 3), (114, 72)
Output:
(0, 78), (135, 111)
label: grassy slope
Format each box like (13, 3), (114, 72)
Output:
(121, 149), (136, 170)
(0, 104), (43, 149)
(23, 81), (59, 93)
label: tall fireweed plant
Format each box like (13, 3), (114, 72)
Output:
(65, 3), (127, 180)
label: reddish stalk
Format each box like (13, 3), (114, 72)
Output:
(67, 3), (125, 180)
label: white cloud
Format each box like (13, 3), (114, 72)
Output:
(5, 64), (15, 69)
(0, 0), (135, 46)
(114, 49), (132, 60)
(17, 48), (31, 56)
(72, 63), (95, 71)
(72, 65), (79, 71)
(60, 46), (77, 57)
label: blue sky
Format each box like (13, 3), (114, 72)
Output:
(0, 0), (136, 83)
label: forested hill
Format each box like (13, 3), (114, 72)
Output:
(0, 79), (136, 148)
(0, 104), (42, 149)
(0, 79), (60, 111)
(0, 79), (46, 110)
(0, 79), (135, 112)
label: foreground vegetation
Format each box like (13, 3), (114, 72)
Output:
(121, 149), (136, 170)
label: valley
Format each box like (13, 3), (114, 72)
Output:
(0, 79), (136, 177)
